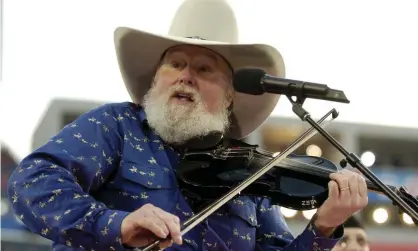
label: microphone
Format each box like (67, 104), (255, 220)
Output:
(233, 68), (350, 104)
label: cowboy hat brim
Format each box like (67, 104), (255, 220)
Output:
(114, 26), (286, 139)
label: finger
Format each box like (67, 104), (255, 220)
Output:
(328, 181), (339, 201)
(152, 208), (182, 245)
(128, 233), (159, 248)
(329, 172), (349, 187)
(137, 217), (168, 239)
(346, 171), (359, 199)
(169, 215), (183, 245)
(144, 210), (170, 237)
(345, 168), (368, 199)
(330, 172), (350, 200)
(159, 239), (174, 249)
(357, 173), (368, 198)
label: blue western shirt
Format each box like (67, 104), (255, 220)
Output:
(7, 102), (343, 251)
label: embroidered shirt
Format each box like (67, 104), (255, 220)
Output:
(7, 102), (343, 251)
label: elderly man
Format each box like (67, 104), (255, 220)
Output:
(7, 0), (368, 250)
(332, 216), (370, 251)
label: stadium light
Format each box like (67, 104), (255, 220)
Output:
(402, 213), (415, 226)
(306, 145), (322, 157)
(302, 209), (317, 220)
(1, 199), (9, 216)
(360, 151), (376, 167)
(372, 207), (389, 224)
(280, 207), (297, 218)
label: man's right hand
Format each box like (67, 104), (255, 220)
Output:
(120, 203), (183, 249)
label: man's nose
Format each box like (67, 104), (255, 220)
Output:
(179, 67), (196, 86)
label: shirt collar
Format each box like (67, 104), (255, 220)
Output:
(138, 105), (148, 125)
(128, 102), (150, 131)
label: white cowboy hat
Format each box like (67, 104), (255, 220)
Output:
(113, 0), (285, 139)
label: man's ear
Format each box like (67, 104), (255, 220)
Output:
(226, 86), (235, 106)
(227, 102), (234, 112)
(225, 87), (235, 112)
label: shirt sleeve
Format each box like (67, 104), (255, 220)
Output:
(7, 104), (130, 251)
(255, 197), (343, 251)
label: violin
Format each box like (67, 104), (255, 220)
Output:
(140, 86), (418, 251)
(175, 137), (418, 212)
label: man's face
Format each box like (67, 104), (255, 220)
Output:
(143, 45), (234, 144)
(332, 227), (369, 251)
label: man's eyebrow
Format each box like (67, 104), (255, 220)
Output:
(356, 234), (367, 240)
(199, 52), (218, 62)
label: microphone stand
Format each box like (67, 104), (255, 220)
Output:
(287, 95), (418, 224)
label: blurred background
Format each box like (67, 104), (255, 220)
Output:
(1, 0), (417, 250)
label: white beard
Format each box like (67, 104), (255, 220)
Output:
(142, 84), (231, 145)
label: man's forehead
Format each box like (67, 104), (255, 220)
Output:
(164, 45), (220, 61)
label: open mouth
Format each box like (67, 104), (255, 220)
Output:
(172, 91), (195, 102)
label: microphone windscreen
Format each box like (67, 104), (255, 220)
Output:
(233, 68), (266, 95)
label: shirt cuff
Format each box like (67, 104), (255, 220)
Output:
(297, 218), (344, 250)
(95, 209), (130, 251)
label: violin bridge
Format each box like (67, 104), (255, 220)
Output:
(247, 150), (254, 162)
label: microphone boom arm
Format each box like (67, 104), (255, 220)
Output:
(262, 75), (351, 104)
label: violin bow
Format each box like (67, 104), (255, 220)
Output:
(139, 108), (338, 251)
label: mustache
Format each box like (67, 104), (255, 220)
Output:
(167, 84), (202, 102)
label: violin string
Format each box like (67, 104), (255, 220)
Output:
(249, 153), (383, 190)
(223, 149), (333, 173)
(222, 149), (335, 175)
(220, 153), (333, 179)
(253, 156), (333, 177)
(260, 153), (334, 174)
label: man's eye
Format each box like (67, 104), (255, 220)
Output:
(199, 65), (212, 73)
(170, 62), (181, 68)
(357, 238), (366, 245)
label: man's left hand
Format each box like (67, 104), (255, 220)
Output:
(314, 168), (368, 233)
